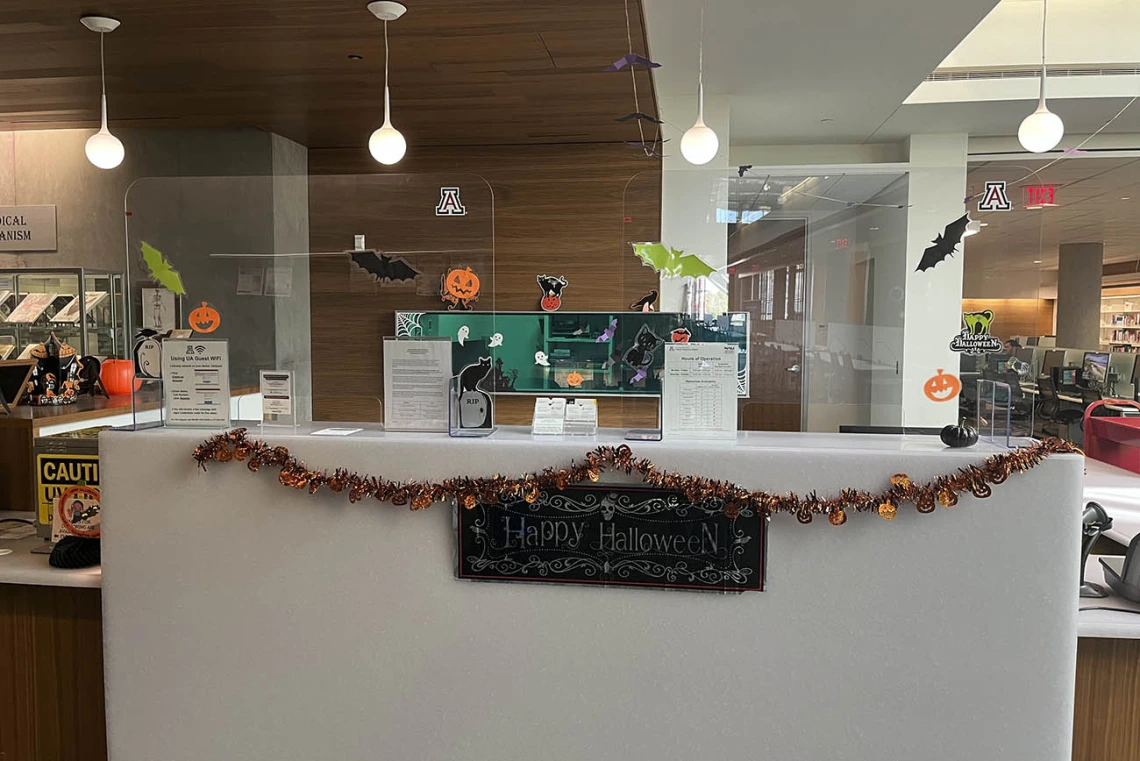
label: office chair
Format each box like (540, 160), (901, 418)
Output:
(1036, 376), (1083, 440)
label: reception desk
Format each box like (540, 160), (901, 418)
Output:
(100, 426), (1083, 761)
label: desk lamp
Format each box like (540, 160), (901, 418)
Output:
(1080, 502), (1113, 598)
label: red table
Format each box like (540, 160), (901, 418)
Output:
(1084, 399), (1140, 473)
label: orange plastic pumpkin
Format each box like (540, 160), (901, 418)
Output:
(566, 371), (583, 388)
(100, 358), (141, 395)
(923, 368), (961, 402)
(188, 302), (220, 333)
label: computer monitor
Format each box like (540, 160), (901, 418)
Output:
(1058, 367), (1078, 387)
(1083, 352), (1110, 384)
(1042, 349), (1065, 375)
(1026, 336), (1040, 347)
(1015, 348), (1034, 365)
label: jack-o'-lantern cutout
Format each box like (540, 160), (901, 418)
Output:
(566, 371), (584, 388)
(188, 302), (221, 333)
(670, 328), (691, 343)
(441, 267), (481, 311)
(923, 368), (961, 402)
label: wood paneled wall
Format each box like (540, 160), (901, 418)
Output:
(1072, 637), (1140, 761)
(0, 585), (107, 761)
(308, 144), (661, 426)
(961, 298), (1055, 342)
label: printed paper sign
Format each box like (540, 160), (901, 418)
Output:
(162, 339), (231, 428)
(949, 310), (1002, 356)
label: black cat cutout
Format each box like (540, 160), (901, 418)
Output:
(622, 325), (663, 369)
(458, 357), (493, 393)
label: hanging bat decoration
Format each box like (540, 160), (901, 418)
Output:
(629, 289), (658, 312)
(915, 215), (970, 273)
(595, 318), (619, 343)
(606, 53), (661, 71)
(139, 242), (186, 295)
(631, 242), (716, 279)
(616, 112), (663, 124)
(349, 250), (421, 284)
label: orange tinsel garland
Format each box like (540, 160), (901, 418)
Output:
(192, 429), (1080, 524)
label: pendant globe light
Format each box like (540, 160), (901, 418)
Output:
(1018, 0), (1064, 153)
(367, 1), (408, 165)
(81, 16), (125, 170)
(680, 7), (719, 166)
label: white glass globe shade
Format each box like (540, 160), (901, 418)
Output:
(1018, 106), (1064, 153)
(85, 129), (124, 169)
(369, 124), (407, 165)
(680, 121), (719, 165)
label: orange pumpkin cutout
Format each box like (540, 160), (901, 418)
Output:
(441, 267), (481, 311)
(189, 302), (221, 333)
(566, 371), (584, 388)
(923, 369), (961, 402)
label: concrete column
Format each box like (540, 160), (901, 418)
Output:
(1055, 242), (1103, 348)
(658, 94), (730, 311)
(900, 134), (969, 427)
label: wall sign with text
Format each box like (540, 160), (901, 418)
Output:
(949, 309), (1002, 356)
(457, 486), (765, 592)
(0, 206), (57, 251)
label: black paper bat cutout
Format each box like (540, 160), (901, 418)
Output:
(348, 250), (421, 283)
(915, 215), (970, 273)
(616, 112), (663, 124)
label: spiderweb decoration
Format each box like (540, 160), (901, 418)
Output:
(395, 312), (423, 337)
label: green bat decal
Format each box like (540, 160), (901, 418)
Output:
(140, 241), (186, 295)
(631, 242), (716, 279)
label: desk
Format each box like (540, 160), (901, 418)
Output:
(0, 516), (106, 761)
(1018, 384), (1084, 404)
(99, 426), (1083, 761)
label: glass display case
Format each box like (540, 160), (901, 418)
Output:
(0, 268), (125, 360)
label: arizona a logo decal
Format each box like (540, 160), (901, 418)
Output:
(435, 187), (467, 216)
(977, 181), (1011, 212)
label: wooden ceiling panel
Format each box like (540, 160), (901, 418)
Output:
(0, 0), (658, 148)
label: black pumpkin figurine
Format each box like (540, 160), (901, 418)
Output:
(940, 420), (979, 449)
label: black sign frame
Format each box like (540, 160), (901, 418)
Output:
(456, 486), (765, 593)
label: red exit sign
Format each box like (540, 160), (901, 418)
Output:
(834, 237), (849, 249)
(1023, 185), (1058, 209)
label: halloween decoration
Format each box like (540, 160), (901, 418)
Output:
(923, 369), (962, 403)
(606, 53), (661, 71)
(195, 430), (1078, 524)
(566, 371), (584, 388)
(631, 242), (716, 279)
(24, 333), (82, 406)
(133, 329), (164, 379)
(188, 302), (221, 334)
(631, 366), (649, 383)
(671, 327), (692, 343)
(100, 358), (140, 396)
(348, 249), (420, 284)
(537, 275), (568, 312)
(915, 215), (970, 273)
(488, 333), (504, 348)
(77, 356), (107, 397)
(940, 420), (979, 449)
(441, 267), (481, 310)
(140, 241), (186, 294)
(596, 318), (619, 343)
(949, 310), (1003, 356)
(455, 358), (494, 430)
(534, 351), (550, 367)
(456, 325), (469, 346)
(629, 289), (658, 312)
(616, 112), (663, 124)
(623, 325), (664, 369)
(489, 358), (518, 393)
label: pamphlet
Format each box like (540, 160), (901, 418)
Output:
(532, 397), (567, 435)
(50, 291), (108, 323)
(383, 338), (451, 432)
(662, 343), (738, 440)
(236, 267), (265, 296)
(6, 293), (57, 323)
(564, 398), (598, 435)
(161, 339), (231, 428)
(260, 370), (293, 419)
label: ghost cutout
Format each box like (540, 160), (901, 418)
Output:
(534, 351), (550, 367)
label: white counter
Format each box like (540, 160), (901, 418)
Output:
(100, 425), (1084, 761)
(0, 516), (101, 588)
(1082, 457), (1140, 545)
(1081, 554), (1140, 639)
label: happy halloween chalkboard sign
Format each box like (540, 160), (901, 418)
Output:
(457, 486), (764, 592)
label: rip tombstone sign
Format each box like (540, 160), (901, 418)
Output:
(456, 486), (765, 593)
